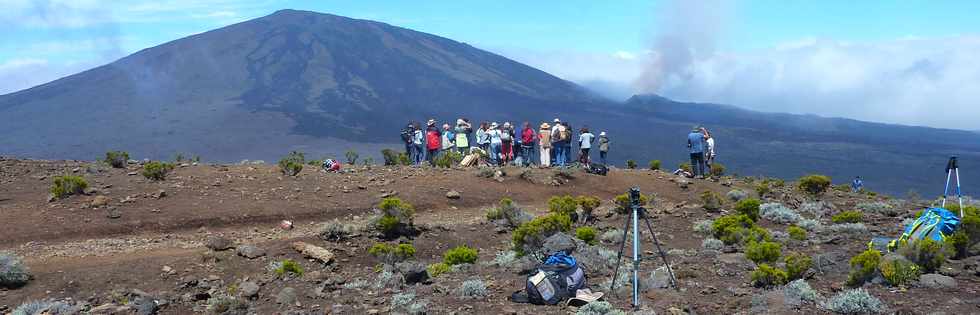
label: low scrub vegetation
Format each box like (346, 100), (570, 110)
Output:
(548, 195), (578, 217)
(577, 195), (601, 222)
(751, 264), (787, 287)
(708, 163), (725, 177)
(434, 151), (463, 168)
(832, 210), (864, 224)
(712, 214), (771, 245)
(746, 241), (782, 264)
(142, 161), (175, 181)
(760, 203), (802, 224)
(457, 279), (488, 298)
(700, 190), (724, 211)
(898, 239), (944, 273)
(103, 151), (129, 168)
(798, 174), (832, 195)
(50, 175), (88, 199)
(846, 249), (881, 286)
(735, 198), (762, 221)
(784, 252), (812, 280)
(369, 243), (416, 264)
(375, 198), (416, 238)
(512, 213), (572, 255)
(0, 251), (31, 288)
(278, 151), (305, 176)
(614, 192), (649, 215)
(381, 149), (411, 166)
(648, 160), (661, 171)
(879, 256), (920, 287)
(486, 197), (533, 229)
(427, 263), (450, 278)
(443, 246), (478, 265)
(787, 226), (807, 241)
(345, 150), (359, 165)
(273, 259), (304, 278)
(575, 227), (598, 245)
(822, 289), (884, 314)
(625, 160), (637, 169)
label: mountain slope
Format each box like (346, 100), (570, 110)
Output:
(0, 9), (598, 160)
(0, 9), (977, 195)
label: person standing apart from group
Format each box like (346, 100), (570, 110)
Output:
(598, 132), (609, 165)
(539, 122), (552, 167)
(520, 122), (536, 167)
(687, 126), (707, 178)
(578, 127), (595, 165)
(454, 119), (471, 154)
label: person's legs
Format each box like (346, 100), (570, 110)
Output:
(427, 149), (438, 166)
(695, 153), (706, 178)
(600, 150), (607, 165)
(581, 148), (590, 164)
(490, 143), (501, 166)
(690, 153), (699, 177)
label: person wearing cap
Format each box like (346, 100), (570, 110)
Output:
(538, 122), (552, 167)
(578, 127), (595, 165)
(475, 122), (490, 153)
(687, 126), (707, 178)
(455, 119), (472, 154)
(441, 123), (456, 153)
(424, 119), (441, 166)
(598, 131), (609, 165)
(487, 122), (503, 165)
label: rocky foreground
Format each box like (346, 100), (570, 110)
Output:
(1, 157), (979, 314)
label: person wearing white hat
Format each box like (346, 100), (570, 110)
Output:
(598, 131), (610, 165)
(538, 122), (552, 167)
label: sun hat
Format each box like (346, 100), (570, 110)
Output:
(541, 122), (551, 129)
(490, 122), (499, 128)
(600, 131), (606, 136)
(567, 289), (605, 307)
(554, 118), (561, 123)
(428, 119), (436, 126)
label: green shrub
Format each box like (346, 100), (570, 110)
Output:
(946, 230), (970, 259)
(626, 160), (637, 169)
(879, 257), (920, 287)
(104, 151), (129, 168)
(434, 151), (463, 168)
(577, 195), (601, 221)
(443, 246), (478, 265)
(307, 159), (324, 166)
(898, 239), (944, 273)
(798, 174), (832, 195)
(576, 227), (598, 245)
(751, 264), (788, 288)
(0, 251), (31, 288)
(700, 191), (724, 211)
(375, 198), (416, 237)
(548, 195), (578, 216)
(275, 259), (304, 277)
(648, 160), (662, 171)
(832, 211), (863, 223)
(369, 243), (416, 263)
(746, 241), (782, 264)
(735, 198), (762, 221)
(822, 288), (884, 314)
(784, 252), (812, 280)
(486, 197), (532, 229)
(755, 182), (771, 197)
(345, 150), (359, 165)
(382, 149), (400, 166)
(708, 163), (726, 177)
(50, 175), (88, 199)
(512, 214), (573, 254)
(712, 214), (754, 244)
(787, 226), (807, 241)
(427, 262), (450, 277)
(846, 249), (881, 286)
(614, 193), (649, 215)
(278, 151), (305, 176)
(141, 161), (175, 181)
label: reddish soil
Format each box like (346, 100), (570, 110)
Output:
(1, 157), (978, 314)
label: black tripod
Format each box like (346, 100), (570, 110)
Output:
(610, 187), (678, 308)
(943, 156), (965, 217)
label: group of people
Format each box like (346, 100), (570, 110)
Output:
(686, 126), (717, 178)
(399, 118), (611, 168)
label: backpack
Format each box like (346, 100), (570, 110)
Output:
(511, 252), (586, 305)
(886, 207), (960, 251)
(426, 130), (441, 150)
(556, 128), (570, 142)
(587, 164), (608, 176)
(322, 159), (341, 172)
(400, 130), (412, 143)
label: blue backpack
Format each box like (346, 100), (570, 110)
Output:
(887, 207), (961, 251)
(512, 251), (586, 305)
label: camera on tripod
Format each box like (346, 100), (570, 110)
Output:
(629, 187), (642, 208)
(611, 187), (678, 308)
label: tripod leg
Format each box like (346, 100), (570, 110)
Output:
(943, 169), (953, 208)
(956, 168), (964, 216)
(643, 215), (679, 291)
(610, 213), (633, 294)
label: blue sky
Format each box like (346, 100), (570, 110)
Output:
(2, 0), (979, 129)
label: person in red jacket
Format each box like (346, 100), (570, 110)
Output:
(520, 122), (536, 167)
(425, 119), (441, 166)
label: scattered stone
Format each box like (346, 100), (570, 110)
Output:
(276, 287), (297, 305)
(446, 190), (461, 199)
(133, 296), (159, 315)
(541, 233), (577, 255)
(240, 281), (260, 299)
(236, 245), (266, 259)
(83, 187), (99, 195)
(280, 220), (294, 230)
(91, 195), (110, 208)
(47, 194), (56, 202)
(161, 266), (175, 275)
(205, 235), (234, 251)
(920, 273), (957, 289)
(152, 190), (167, 199)
(291, 241), (335, 264)
(106, 208), (122, 219)
(396, 261), (429, 285)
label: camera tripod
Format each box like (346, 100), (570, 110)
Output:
(943, 156), (965, 217)
(610, 187), (678, 308)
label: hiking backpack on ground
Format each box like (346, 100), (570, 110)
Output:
(886, 207), (961, 251)
(586, 164), (608, 176)
(511, 252), (586, 305)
